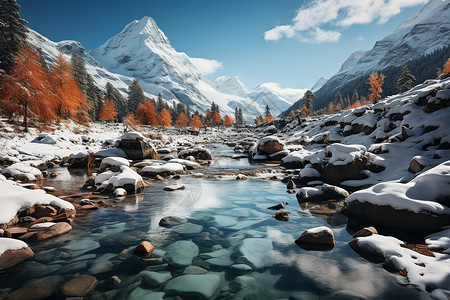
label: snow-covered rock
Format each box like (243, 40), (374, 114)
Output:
(0, 180), (74, 227)
(295, 226), (336, 248)
(142, 162), (184, 177)
(94, 165), (144, 194)
(344, 161), (450, 232)
(349, 234), (450, 297)
(2, 163), (43, 182)
(0, 238), (34, 271)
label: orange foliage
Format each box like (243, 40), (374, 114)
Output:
(347, 101), (362, 109)
(212, 111), (221, 125)
(443, 58), (450, 75)
(367, 73), (386, 103)
(224, 114), (234, 126)
(98, 99), (117, 122)
(174, 111), (188, 128)
(158, 108), (172, 127)
(49, 52), (89, 121)
(264, 113), (275, 123)
(255, 116), (261, 125)
(136, 100), (157, 125)
(290, 110), (296, 118)
(300, 104), (308, 116)
(326, 102), (335, 114)
(190, 114), (203, 129)
(205, 109), (211, 117)
(0, 43), (56, 131)
(123, 113), (140, 130)
(335, 102), (342, 112)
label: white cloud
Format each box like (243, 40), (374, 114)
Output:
(264, 0), (430, 43)
(299, 28), (342, 43)
(190, 57), (223, 75)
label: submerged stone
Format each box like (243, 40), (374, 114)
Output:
(165, 240), (199, 266)
(164, 273), (221, 300)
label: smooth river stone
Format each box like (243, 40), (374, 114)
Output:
(236, 238), (273, 269)
(170, 223), (203, 235)
(142, 271), (172, 287)
(200, 249), (233, 266)
(164, 241), (199, 266)
(127, 287), (165, 300)
(164, 273), (221, 300)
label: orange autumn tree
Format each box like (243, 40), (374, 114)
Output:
(290, 110), (296, 118)
(264, 114), (275, 123)
(136, 100), (157, 125)
(255, 116), (261, 125)
(190, 114), (203, 129)
(158, 107), (172, 127)
(300, 104), (309, 116)
(367, 72), (386, 104)
(223, 114), (234, 126)
(174, 111), (188, 128)
(49, 52), (88, 122)
(212, 111), (221, 127)
(326, 102), (335, 114)
(0, 43), (56, 131)
(440, 58), (450, 79)
(98, 99), (117, 122)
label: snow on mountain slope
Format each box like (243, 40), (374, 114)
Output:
(28, 29), (136, 96)
(213, 76), (249, 97)
(311, 77), (329, 92)
(282, 0), (450, 116)
(337, 50), (367, 74)
(246, 83), (306, 116)
(347, 0), (450, 74)
(89, 17), (267, 119)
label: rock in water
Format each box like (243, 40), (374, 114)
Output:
(267, 202), (285, 210)
(142, 271), (172, 287)
(0, 239), (34, 271)
(164, 274), (221, 300)
(164, 240), (199, 266)
(60, 274), (97, 297)
(5, 280), (54, 300)
(134, 241), (155, 257)
(273, 210), (290, 221)
(295, 226), (335, 250)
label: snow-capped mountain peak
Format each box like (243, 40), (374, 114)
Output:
(311, 77), (329, 92)
(213, 76), (249, 97)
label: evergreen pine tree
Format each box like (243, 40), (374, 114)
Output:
(71, 53), (103, 119)
(396, 65), (416, 93)
(334, 91), (343, 107)
(351, 90), (359, 103)
(86, 74), (104, 119)
(105, 82), (128, 121)
(265, 105), (271, 117)
(127, 79), (146, 114)
(156, 93), (164, 113)
(238, 108), (244, 125)
(0, 0), (27, 74)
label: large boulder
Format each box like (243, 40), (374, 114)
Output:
(68, 151), (94, 169)
(318, 144), (369, 185)
(118, 132), (158, 160)
(343, 161), (450, 233)
(257, 136), (284, 155)
(0, 238), (34, 270)
(94, 165), (144, 194)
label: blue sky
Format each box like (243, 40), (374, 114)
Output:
(19, 0), (428, 90)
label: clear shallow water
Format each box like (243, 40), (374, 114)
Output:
(1, 176), (425, 299)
